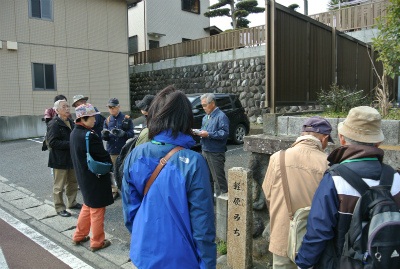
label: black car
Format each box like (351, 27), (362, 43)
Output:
(187, 93), (250, 145)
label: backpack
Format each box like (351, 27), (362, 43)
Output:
(330, 163), (400, 269)
(114, 136), (138, 190)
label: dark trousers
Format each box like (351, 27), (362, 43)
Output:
(202, 151), (228, 195)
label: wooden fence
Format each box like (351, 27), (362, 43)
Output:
(309, 0), (388, 32)
(266, 1), (396, 111)
(131, 25), (266, 65)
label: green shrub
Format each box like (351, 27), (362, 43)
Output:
(385, 107), (400, 120)
(217, 240), (227, 255)
(317, 84), (370, 114)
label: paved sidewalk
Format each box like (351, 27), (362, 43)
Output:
(0, 175), (133, 269)
(0, 210), (88, 269)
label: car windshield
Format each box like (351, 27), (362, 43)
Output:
(187, 96), (197, 103)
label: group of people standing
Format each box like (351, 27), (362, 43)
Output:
(44, 94), (134, 251)
(43, 89), (400, 269)
(263, 106), (400, 269)
(43, 86), (231, 266)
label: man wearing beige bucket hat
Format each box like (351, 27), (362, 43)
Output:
(296, 106), (400, 269)
(72, 95), (105, 138)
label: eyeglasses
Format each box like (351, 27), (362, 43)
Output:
(108, 106), (116, 109)
(201, 103), (209, 108)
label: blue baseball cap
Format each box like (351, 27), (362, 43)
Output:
(107, 98), (119, 107)
(302, 116), (334, 143)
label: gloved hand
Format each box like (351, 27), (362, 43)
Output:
(101, 129), (111, 141)
(111, 128), (126, 138)
(41, 140), (48, 151)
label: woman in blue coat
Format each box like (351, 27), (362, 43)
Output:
(122, 86), (216, 269)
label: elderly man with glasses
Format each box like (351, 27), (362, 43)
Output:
(194, 93), (230, 197)
(47, 99), (81, 217)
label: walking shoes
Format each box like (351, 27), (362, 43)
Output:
(72, 236), (90, 246)
(90, 239), (111, 252)
(57, 210), (71, 217)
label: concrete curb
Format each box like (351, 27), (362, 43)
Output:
(0, 179), (133, 269)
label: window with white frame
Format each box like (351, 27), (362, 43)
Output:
(29, 0), (53, 20)
(182, 0), (200, 14)
(32, 63), (56, 90)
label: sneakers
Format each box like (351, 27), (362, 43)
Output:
(57, 210), (71, 217)
(90, 239), (111, 252)
(72, 236), (90, 246)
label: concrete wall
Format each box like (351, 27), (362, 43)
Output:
(0, 116), (46, 141)
(263, 114), (400, 146)
(345, 28), (379, 44)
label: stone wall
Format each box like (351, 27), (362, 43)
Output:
(130, 57), (266, 121)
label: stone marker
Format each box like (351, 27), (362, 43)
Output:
(227, 167), (252, 269)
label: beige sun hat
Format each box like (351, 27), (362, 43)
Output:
(338, 106), (384, 143)
(72, 95), (89, 107)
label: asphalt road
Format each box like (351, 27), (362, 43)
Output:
(0, 136), (250, 242)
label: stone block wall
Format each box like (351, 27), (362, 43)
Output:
(130, 57), (266, 121)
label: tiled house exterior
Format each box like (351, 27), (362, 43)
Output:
(0, 0), (134, 118)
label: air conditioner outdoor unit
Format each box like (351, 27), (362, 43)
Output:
(7, 41), (18, 50)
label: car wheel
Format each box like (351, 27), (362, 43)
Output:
(232, 123), (247, 144)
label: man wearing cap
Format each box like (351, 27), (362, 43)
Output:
(102, 98), (134, 200)
(72, 95), (105, 138)
(262, 116), (333, 269)
(135, 94), (154, 146)
(295, 106), (400, 269)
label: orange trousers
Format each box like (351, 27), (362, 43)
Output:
(73, 204), (106, 248)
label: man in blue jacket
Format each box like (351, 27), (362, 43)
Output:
(102, 98), (134, 200)
(195, 93), (229, 197)
(295, 106), (400, 269)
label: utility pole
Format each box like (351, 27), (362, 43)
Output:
(304, 0), (308, 15)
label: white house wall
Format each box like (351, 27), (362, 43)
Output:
(147, 0), (210, 46)
(128, 0), (210, 51)
(0, 0), (130, 117)
(128, 2), (146, 52)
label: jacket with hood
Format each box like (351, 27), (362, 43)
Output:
(295, 145), (400, 269)
(122, 130), (216, 269)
